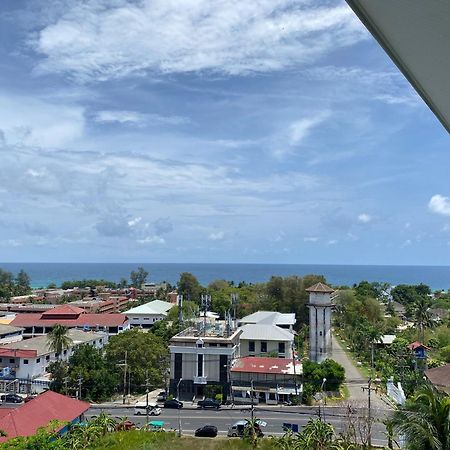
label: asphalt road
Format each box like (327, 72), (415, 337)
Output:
(86, 406), (388, 447)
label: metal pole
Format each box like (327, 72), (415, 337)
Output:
(122, 351), (127, 405)
(368, 378), (372, 449)
(250, 379), (254, 423)
(77, 376), (82, 400)
(320, 377), (326, 422)
(292, 343), (298, 398)
(177, 378), (183, 437)
(145, 371), (150, 427)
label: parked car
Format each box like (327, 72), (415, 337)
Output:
(134, 402), (161, 416)
(1, 394), (23, 404)
(197, 398), (220, 410)
(227, 420), (265, 438)
(156, 391), (167, 402)
(195, 425), (218, 437)
(24, 395), (37, 403)
(164, 399), (183, 409)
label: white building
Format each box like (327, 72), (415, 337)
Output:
(0, 329), (107, 380)
(124, 300), (174, 328)
(0, 325), (24, 345)
(307, 282), (334, 363)
(239, 324), (294, 359)
(238, 311), (296, 332)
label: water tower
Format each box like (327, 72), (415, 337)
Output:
(306, 282), (334, 363)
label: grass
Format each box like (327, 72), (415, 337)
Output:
(90, 431), (278, 450)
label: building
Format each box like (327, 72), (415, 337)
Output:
(425, 363), (450, 394)
(9, 304), (129, 337)
(124, 300), (174, 328)
(238, 311), (296, 332)
(68, 295), (129, 313)
(230, 356), (302, 405)
(0, 329), (107, 381)
(239, 323), (294, 358)
(307, 282), (334, 363)
(169, 323), (241, 401)
(0, 324), (24, 344)
(0, 390), (90, 442)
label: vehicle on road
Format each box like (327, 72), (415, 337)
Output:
(156, 391), (167, 402)
(116, 420), (135, 431)
(147, 420), (165, 432)
(227, 420), (265, 438)
(195, 425), (218, 437)
(1, 393), (23, 404)
(197, 398), (220, 410)
(164, 399), (183, 409)
(134, 402), (161, 416)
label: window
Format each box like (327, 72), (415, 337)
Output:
(219, 343), (227, 347)
(36, 358), (40, 363)
(174, 353), (182, 380)
(319, 348), (323, 354)
(0, 358), (2, 362)
(197, 354), (203, 377)
(319, 331), (323, 336)
(278, 342), (285, 354)
(63, 350), (67, 355)
(219, 355), (228, 383)
(209, 343), (217, 347)
(46, 355), (50, 361)
(248, 341), (255, 353)
(23, 359), (28, 365)
(260, 342), (267, 353)
(9, 359), (14, 364)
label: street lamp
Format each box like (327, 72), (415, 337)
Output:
(320, 377), (327, 422)
(177, 378), (183, 437)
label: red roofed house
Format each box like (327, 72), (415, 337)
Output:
(0, 390), (90, 442)
(10, 304), (129, 338)
(230, 356), (302, 405)
(425, 363), (450, 394)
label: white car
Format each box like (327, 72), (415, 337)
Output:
(134, 402), (161, 416)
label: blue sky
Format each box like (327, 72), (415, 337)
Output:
(0, 0), (449, 265)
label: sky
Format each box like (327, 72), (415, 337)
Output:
(0, 0), (449, 265)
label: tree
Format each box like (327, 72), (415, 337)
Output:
(0, 268), (14, 300)
(129, 267), (149, 288)
(105, 329), (168, 391)
(14, 270), (31, 296)
(178, 272), (202, 302)
(47, 325), (72, 358)
(391, 383), (450, 450)
(413, 296), (434, 342)
(118, 278), (128, 289)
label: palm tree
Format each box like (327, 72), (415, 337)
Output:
(89, 412), (117, 436)
(391, 383), (450, 450)
(413, 296), (434, 342)
(47, 324), (73, 360)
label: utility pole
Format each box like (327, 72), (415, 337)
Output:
(77, 376), (83, 400)
(177, 294), (183, 324)
(291, 342), (298, 398)
(177, 378), (183, 437)
(63, 376), (69, 396)
(250, 378), (254, 423)
(200, 295), (211, 335)
(231, 293), (239, 328)
(320, 377), (327, 422)
(128, 366), (132, 400)
(361, 377), (378, 448)
(120, 351), (128, 405)
(145, 370), (150, 426)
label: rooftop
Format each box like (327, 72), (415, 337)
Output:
(231, 356), (302, 376)
(239, 311), (296, 326)
(0, 329), (106, 358)
(305, 282), (334, 293)
(124, 299), (174, 316)
(0, 390), (90, 442)
(425, 363), (450, 390)
(0, 324), (24, 336)
(239, 323), (294, 342)
(171, 324), (241, 342)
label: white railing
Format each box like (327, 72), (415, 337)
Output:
(193, 376), (207, 384)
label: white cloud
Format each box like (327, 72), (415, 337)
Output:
(327, 239), (338, 245)
(127, 217), (142, 227)
(137, 236), (165, 245)
(304, 237), (319, 242)
(32, 1), (366, 81)
(208, 231), (225, 241)
(429, 194), (450, 217)
(357, 213), (372, 223)
(94, 110), (189, 126)
(402, 239), (412, 247)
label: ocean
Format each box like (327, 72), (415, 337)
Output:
(0, 263), (450, 291)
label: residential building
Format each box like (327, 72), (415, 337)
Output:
(169, 322), (241, 401)
(230, 356), (302, 405)
(307, 282), (334, 363)
(0, 390), (90, 442)
(425, 363), (450, 394)
(0, 329), (107, 381)
(9, 304), (129, 337)
(0, 325), (24, 344)
(238, 311), (296, 332)
(68, 296), (129, 313)
(239, 323), (294, 358)
(124, 300), (174, 328)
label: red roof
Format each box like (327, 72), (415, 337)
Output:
(41, 305), (86, 317)
(10, 313), (127, 328)
(0, 348), (37, 358)
(0, 390), (90, 442)
(408, 341), (430, 350)
(231, 356), (301, 375)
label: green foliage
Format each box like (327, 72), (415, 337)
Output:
(129, 267), (149, 288)
(0, 268), (32, 300)
(60, 279), (117, 289)
(47, 325), (73, 356)
(105, 329), (168, 392)
(303, 359), (345, 393)
(177, 272), (202, 302)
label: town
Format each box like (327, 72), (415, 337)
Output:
(0, 267), (448, 449)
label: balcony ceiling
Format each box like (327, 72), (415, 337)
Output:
(345, 0), (450, 133)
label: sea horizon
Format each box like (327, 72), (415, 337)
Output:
(1, 262), (450, 291)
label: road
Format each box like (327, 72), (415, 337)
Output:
(87, 405), (388, 447)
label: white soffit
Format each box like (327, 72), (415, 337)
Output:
(345, 0), (450, 133)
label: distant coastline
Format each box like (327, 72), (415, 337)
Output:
(1, 262), (450, 291)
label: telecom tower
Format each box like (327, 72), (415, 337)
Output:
(306, 282), (334, 363)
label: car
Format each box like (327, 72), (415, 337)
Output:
(164, 399), (183, 409)
(227, 420), (265, 438)
(197, 398), (220, 410)
(195, 425), (218, 438)
(1, 393), (23, 404)
(134, 402), (162, 416)
(156, 391), (167, 402)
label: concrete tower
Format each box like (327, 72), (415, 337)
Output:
(307, 283), (334, 363)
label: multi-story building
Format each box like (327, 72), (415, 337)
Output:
(169, 322), (241, 401)
(238, 311), (296, 332)
(124, 300), (174, 328)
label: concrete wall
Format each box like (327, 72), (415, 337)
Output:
(240, 338), (293, 358)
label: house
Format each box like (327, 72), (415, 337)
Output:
(0, 390), (90, 442)
(239, 324), (294, 358)
(374, 335), (397, 347)
(230, 356), (302, 405)
(169, 322), (241, 401)
(425, 363), (450, 394)
(124, 300), (174, 328)
(68, 296), (129, 313)
(408, 341), (430, 360)
(238, 311), (296, 332)
(9, 304), (129, 337)
(0, 324), (24, 344)
(0, 329), (107, 381)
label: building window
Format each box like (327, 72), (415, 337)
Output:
(36, 358), (40, 363)
(46, 355), (50, 361)
(23, 359), (28, 365)
(319, 348), (323, 354)
(9, 359), (14, 364)
(219, 355), (228, 383)
(319, 331), (322, 336)
(278, 342), (285, 354)
(0, 358), (2, 363)
(197, 354), (203, 377)
(64, 350), (67, 355)
(209, 343), (217, 347)
(174, 353), (182, 380)
(260, 342), (267, 353)
(248, 341), (255, 353)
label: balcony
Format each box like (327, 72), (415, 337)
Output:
(193, 376), (207, 385)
